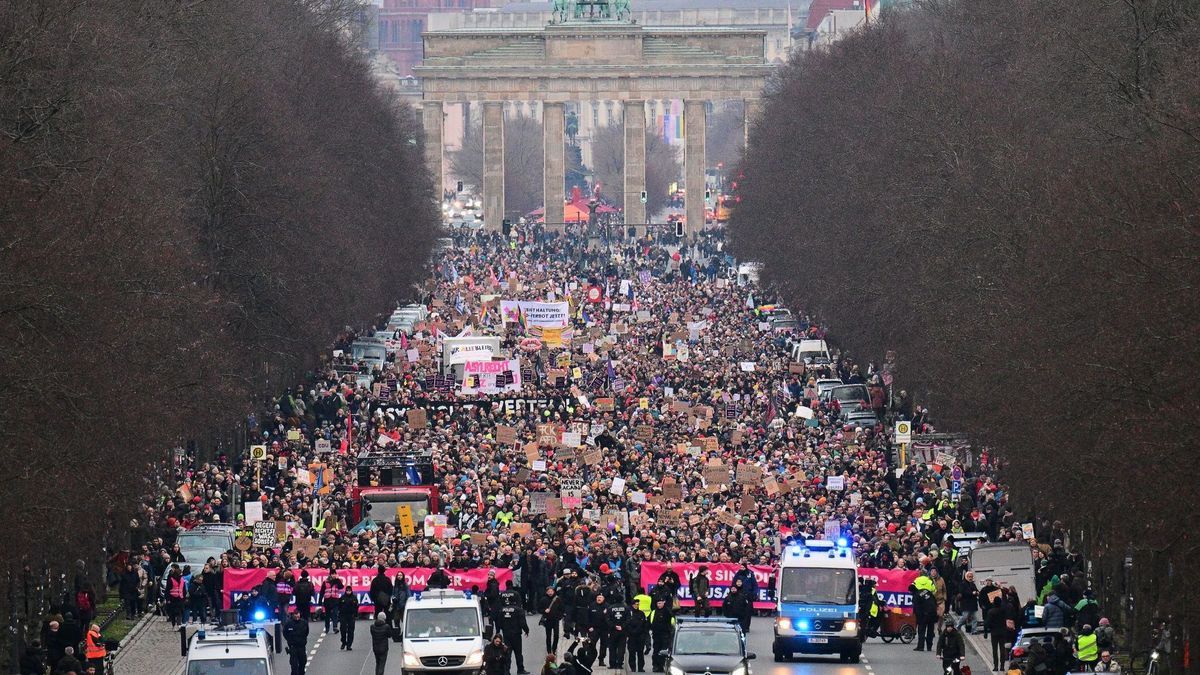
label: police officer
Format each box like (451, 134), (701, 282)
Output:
(559, 570), (580, 640)
(625, 598), (650, 673)
(283, 608), (310, 675)
(339, 587), (360, 650)
(604, 596), (631, 670)
(588, 593), (610, 666)
(649, 598), (674, 673)
(498, 591), (531, 674)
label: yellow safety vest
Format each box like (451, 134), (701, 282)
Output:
(1076, 633), (1098, 662)
(634, 594), (652, 615)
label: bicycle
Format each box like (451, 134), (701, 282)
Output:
(1127, 648), (1162, 675)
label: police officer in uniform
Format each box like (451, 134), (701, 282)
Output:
(603, 596), (631, 670)
(649, 598), (674, 673)
(283, 608), (310, 675)
(498, 591), (531, 674)
(625, 599), (650, 673)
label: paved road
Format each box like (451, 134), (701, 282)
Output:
(294, 613), (987, 675)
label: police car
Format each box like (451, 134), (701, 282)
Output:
(184, 625), (278, 675)
(664, 618), (755, 675)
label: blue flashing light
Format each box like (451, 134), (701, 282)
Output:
(253, 610), (267, 622)
(197, 629), (207, 641)
(837, 538), (849, 548)
(413, 591), (422, 602)
(797, 619), (811, 631)
(463, 590), (472, 600)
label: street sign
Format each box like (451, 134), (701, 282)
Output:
(249, 444), (267, 461)
(586, 285), (603, 303)
(894, 420), (912, 444)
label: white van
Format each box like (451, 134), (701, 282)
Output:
(401, 589), (485, 675)
(969, 542), (1037, 606)
(185, 626), (277, 675)
(790, 339), (832, 366)
(774, 539), (860, 663)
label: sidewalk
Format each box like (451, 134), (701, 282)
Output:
(112, 615), (186, 675)
(964, 628), (999, 672)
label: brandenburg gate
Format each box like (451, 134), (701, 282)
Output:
(414, 0), (771, 232)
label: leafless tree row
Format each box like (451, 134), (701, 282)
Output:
(0, 0), (437, 609)
(731, 0), (1199, 655)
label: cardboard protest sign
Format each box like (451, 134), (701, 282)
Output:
(662, 478), (683, 500)
(293, 538), (320, 559)
(581, 448), (602, 465)
(736, 463), (763, 485)
(510, 522), (533, 539)
(739, 493), (756, 514)
(703, 463), (730, 485)
(546, 498), (565, 519)
(407, 409), (428, 428)
(496, 425), (518, 445)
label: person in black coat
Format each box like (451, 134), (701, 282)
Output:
(723, 579), (753, 633)
(538, 587), (564, 653)
(984, 602), (1010, 671)
(649, 598), (674, 673)
(293, 572), (315, 622)
(339, 590), (360, 650)
(18, 640), (46, 675)
(484, 634), (512, 675)
(370, 612), (393, 675)
(283, 610), (310, 675)
(498, 593), (531, 674)
(626, 604), (650, 673)
(936, 623), (966, 675)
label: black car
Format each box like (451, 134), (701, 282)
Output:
(1007, 626), (1074, 673)
(663, 618), (756, 675)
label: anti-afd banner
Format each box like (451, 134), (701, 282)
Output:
(640, 562), (777, 610)
(857, 567), (919, 614)
(222, 567), (512, 614)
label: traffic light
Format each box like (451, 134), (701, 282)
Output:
(502, 218), (512, 236)
(456, 180), (464, 193)
(675, 221), (685, 238)
(639, 190), (647, 204)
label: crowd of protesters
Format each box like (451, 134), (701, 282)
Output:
(22, 224), (1126, 675)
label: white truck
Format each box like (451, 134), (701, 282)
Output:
(773, 539), (861, 664)
(184, 625), (278, 675)
(400, 589), (486, 675)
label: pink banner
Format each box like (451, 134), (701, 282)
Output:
(639, 562), (777, 610)
(222, 567), (512, 614)
(857, 567), (919, 614)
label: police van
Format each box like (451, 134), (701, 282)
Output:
(401, 589), (486, 675)
(772, 539), (861, 663)
(184, 625), (278, 675)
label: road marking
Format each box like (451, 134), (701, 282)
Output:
(307, 632), (324, 665)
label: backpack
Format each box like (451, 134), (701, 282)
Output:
(76, 592), (93, 613)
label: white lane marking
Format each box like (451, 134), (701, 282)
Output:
(307, 631), (325, 665)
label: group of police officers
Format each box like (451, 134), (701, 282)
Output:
(231, 561), (766, 675)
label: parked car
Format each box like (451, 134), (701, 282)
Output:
(815, 379), (844, 397)
(1007, 626), (1073, 673)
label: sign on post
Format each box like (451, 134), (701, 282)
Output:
(894, 420), (912, 444)
(250, 445), (268, 461)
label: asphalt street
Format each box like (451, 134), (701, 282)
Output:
(290, 613), (988, 675)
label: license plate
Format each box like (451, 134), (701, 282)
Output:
(806, 637), (828, 644)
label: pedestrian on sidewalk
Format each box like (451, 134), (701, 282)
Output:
(985, 599), (1011, 671)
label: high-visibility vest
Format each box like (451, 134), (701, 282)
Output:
(1076, 633), (1098, 662)
(633, 594), (652, 615)
(85, 631), (106, 659)
(169, 577), (186, 599)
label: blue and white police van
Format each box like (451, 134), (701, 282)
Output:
(772, 539), (861, 663)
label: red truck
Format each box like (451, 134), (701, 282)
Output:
(350, 449), (439, 528)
